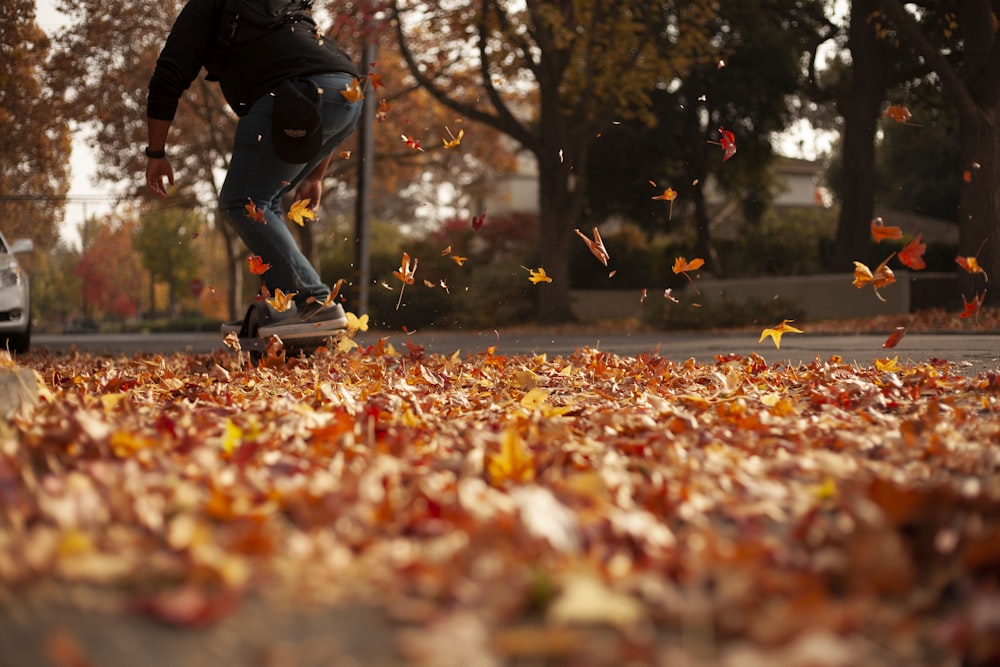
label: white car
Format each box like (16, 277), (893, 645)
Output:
(0, 232), (33, 354)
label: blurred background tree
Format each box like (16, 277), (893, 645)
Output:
(0, 0), (72, 248)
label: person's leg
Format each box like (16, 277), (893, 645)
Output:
(219, 73), (361, 306)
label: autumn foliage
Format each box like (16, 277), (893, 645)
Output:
(3, 341), (1000, 663)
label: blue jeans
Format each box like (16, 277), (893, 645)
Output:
(219, 71), (361, 306)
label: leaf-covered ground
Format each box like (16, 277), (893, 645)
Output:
(2, 339), (999, 666)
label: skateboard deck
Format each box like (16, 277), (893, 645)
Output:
(233, 301), (337, 360)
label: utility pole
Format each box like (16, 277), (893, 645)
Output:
(353, 26), (377, 316)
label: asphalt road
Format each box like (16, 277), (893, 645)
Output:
(31, 329), (1000, 374)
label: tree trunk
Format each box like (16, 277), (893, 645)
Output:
(536, 152), (581, 324)
(833, 0), (886, 272)
(957, 107), (1000, 307)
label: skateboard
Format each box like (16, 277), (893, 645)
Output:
(233, 301), (337, 362)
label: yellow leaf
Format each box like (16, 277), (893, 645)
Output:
(527, 267), (552, 284)
(287, 199), (317, 226)
(520, 387), (551, 410)
(487, 426), (535, 486)
(266, 288), (297, 312)
(758, 319), (803, 349)
(345, 311), (369, 334)
(875, 355), (900, 372)
(221, 420), (242, 454)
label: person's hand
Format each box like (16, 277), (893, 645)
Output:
(294, 177), (322, 210)
(146, 157), (175, 198)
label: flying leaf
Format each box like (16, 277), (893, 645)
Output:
(393, 252), (418, 309)
(401, 135), (424, 151)
(472, 210), (486, 231)
(651, 187), (678, 219)
(340, 78), (364, 103)
(899, 235), (927, 270)
(248, 255), (271, 275)
(442, 126), (464, 149)
(852, 254), (896, 301)
(244, 199), (266, 223)
(393, 252), (418, 286)
(574, 228), (610, 267)
(672, 257), (705, 274)
(957, 256), (989, 282)
(526, 267), (552, 284)
(673, 256), (705, 295)
(287, 199), (316, 227)
(870, 217), (902, 242)
(450, 255), (468, 266)
(718, 126), (736, 161)
(882, 327), (907, 349)
(266, 288), (297, 312)
(960, 291), (986, 320)
(759, 319), (803, 350)
(883, 104), (918, 125)
(345, 311), (369, 334)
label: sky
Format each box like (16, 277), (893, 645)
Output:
(33, 0), (844, 248)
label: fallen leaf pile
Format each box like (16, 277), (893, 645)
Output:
(2, 343), (1000, 665)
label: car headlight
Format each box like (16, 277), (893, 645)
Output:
(0, 268), (23, 288)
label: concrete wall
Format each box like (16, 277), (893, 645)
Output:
(570, 273), (957, 322)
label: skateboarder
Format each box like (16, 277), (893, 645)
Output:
(143, 0), (361, 338)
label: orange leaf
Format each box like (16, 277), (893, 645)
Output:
(870, 217), (902, 242)
(244, 199), (266, 223)
(957, 256), (989, 282)
(340, 78), (364, 103)
(248, 255), (271, 275)
(574, 228), (610, 267)
(882, 327), (907, 349)
(393, 252), (418, 285)
(899, 234), (927, 270)
(450, 255), (468, 266)
(672, 257), (705, 274)
(852, 254), (896, 301)
(960, 291), (986, 319)
(759, 319), (803, 350)
(882, 104), (912, 124)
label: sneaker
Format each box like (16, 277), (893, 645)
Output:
(258, 301), (348, 340)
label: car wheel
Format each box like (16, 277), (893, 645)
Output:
(7, 315), (31, 354)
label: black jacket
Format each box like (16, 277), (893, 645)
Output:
(147, 0), (358, 121)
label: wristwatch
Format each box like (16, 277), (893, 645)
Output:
(145, 146), (166, 159)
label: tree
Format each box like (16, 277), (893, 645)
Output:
(74, 215), (144, 321)
(133, 205), (205, 317)
(0, 0), (72, 248)
(585, 0), (832, 275)
(392, 0), (714, 322)
(876, 84), (960, 221)
(876, 0), (1000, 306)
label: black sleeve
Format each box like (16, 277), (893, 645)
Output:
(146, 0), (221, 120)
